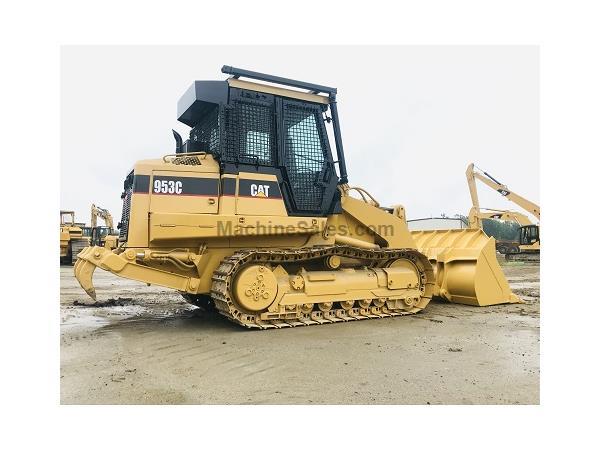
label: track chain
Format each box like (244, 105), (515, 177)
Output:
(505, 252), (540, 263)
(210, 245), (434, 329)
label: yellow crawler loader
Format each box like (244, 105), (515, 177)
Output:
(60, 210), (89, 265)
(75, 66), (520, 329)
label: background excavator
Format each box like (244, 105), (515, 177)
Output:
(59, 210), (89, 265)
(74, 66), (520, 329)
(90, 204), (118, 249)
(466, 163), (540, 260)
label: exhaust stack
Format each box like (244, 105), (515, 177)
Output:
(172, 129), (183, 153)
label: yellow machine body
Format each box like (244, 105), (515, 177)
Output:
(60, 210), (88, 265)
(74, 67), (520, 328)
(75, 153), (520, 328)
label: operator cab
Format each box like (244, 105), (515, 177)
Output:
(60, 210), (75, 227)
(174, 66), (349, 217)
(519, 224), (539, 246)
(90, 226), (112, 246)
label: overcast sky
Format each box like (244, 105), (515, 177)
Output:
(61, 46), (538, 225)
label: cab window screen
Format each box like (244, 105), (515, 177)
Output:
(190, 106), (221, 154)
(288, 114), (325, 170)
(223, 100), (276, 165)
(246, 130), (271, 163)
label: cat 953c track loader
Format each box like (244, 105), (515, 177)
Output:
(74, 66), (520, 329)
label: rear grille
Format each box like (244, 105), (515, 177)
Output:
(119, 187), (132, 241)
(171, 155), (202, 165)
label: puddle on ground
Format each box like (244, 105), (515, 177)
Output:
(94, 307), (242, 336)
(61, 305), (147, 333)
(61, 314), (111, 332)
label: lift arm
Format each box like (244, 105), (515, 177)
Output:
(466, 163), (540, 223)
(90, 204), (114, 230)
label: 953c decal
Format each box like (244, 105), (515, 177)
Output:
(151, 176), (219, 196)
(154, 179), (183, 194)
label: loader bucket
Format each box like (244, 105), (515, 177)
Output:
(410, 229), (521, 306)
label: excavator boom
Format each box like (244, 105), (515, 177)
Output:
(466, 163), (540, 221)
(91, 204), (114, 229)
(465, 163), (540, 259)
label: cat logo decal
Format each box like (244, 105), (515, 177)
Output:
(250, 184), (270, 197)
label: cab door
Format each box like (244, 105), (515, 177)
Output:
(519, 225), (540, 245)
(279, 99), (337, 216)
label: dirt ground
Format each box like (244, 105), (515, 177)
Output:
(60, 257), (539, 404)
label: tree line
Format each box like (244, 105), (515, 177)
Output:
(481, 219), (521, 241)
(452, 214), (521, 241)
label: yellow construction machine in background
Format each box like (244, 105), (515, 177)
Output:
(61, 206), (118, 265)
(466, 163), (540, 260)
(60, 210), (89, 265)
(90, 204), (118, 250)
(74, 66), (521, 329)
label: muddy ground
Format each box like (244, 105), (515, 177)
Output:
(60, 258), (539, 404)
